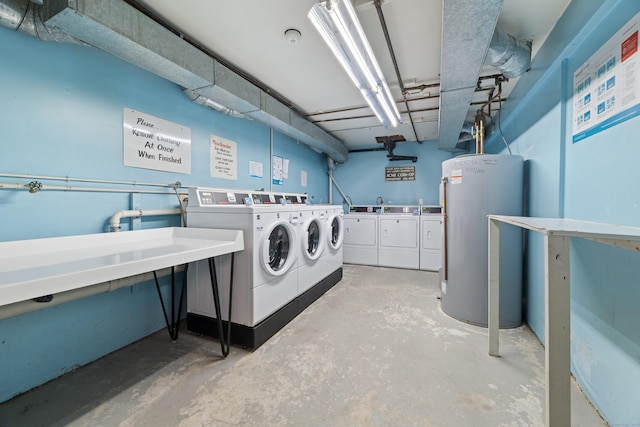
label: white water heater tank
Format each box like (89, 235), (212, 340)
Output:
(441, 154), (523, 328)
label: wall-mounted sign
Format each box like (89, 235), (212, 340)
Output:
(250, 161), (263, 178)
(385, 166), (415, 181)
(573, 12), (640, 143)
(210, 135), (237, 180)
(123, 108), (191, 174)
(273, 155), (283, 185)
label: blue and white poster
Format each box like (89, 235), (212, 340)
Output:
(573, 12), (640, 143)
(272, 155), (283, 185)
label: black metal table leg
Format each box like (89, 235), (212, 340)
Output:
(154, 254), (235, 357)
(207, 257), (227, 356)
(153, 263), (189, 341)
(225, 253), (234, 355)
(206, 254), (235, 357)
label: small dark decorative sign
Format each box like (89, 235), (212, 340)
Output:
(385, 166), (415, 181)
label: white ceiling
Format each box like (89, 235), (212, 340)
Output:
(132, 0), (570, 150)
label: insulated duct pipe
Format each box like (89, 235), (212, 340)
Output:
(0, 267), (182, 320)
(0, 0), (81, 44)
(30, 0), (348, 163)
(486, 27), (532, 79)
(109, 208), (182, 232)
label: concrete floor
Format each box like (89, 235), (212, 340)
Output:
(0, 265), (607, 426)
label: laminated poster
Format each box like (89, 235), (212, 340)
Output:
(573, 12), (640, 143)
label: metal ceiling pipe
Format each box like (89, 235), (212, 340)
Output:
(372, 0), (419, 142)
(486, 27), (532, 78)
(437, 0), (503, 151)
(0, 0), (27, 30)
(0, 0), (82, 44)
(34, 0), (348, 163)
(184, 89), (245, 118)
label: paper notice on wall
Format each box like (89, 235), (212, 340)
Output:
(123, 108), (191, 174)
(272, 155), (283, 185)
(301, 170), (307, 187)
(573, 12), (640, 143)
(210, 135), (237, 180)
(250, 161), (263, 178)
(283, 158), (289, 179)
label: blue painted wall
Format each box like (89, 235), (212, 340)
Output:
(0, 27), (328, 402)
(485, 0), (640, 423)
(331, 141), (452, 207)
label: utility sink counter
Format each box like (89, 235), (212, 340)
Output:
(0, 227), (243, 307)
(0, 227), (244, 357)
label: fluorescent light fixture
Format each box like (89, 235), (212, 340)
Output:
(309, 0), (402, 127)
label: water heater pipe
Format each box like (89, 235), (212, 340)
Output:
(442, 176), (449, 281)
(109, 208), (182, 232)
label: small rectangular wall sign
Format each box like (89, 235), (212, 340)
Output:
(385, 166), (415, 181)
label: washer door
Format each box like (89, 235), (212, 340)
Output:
(326, 213), (344, 250)
(260, 220), (297, 276)
(301, 216), (325, 261)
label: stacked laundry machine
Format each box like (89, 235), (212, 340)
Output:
(186, 187), (344, 349)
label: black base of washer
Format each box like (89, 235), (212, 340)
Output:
(187, 267), (343, 350)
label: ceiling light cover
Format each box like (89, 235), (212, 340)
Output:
(308, 0), (402, 128)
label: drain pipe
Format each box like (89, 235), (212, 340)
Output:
(327, 162), (351, 208)
(328, 157), (335, 203)
(109, 208), (182, 232)
(0, 267), (182, 321)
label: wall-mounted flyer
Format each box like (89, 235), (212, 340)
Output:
(210, 135), (237, 180)
(573, 12), (640, 143)
(272, 155), (283, 185)
(123, 108), (191, 174)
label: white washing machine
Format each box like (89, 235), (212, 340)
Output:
(296, 204), (328, 295)
(322, 205), (344, 278)
(186, 187), (300, 348)
(343, 205), (381, 266)
(420, 205), (443, 271)
(378, 205), (420, 269)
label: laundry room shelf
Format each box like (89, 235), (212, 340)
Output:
(0, 227), (244, 307)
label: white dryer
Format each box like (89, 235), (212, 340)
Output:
(343, 205), (381, 266)
(378, 205), (420, 269)
(420, 205), (443, 271)
(186, 187), (299, 348)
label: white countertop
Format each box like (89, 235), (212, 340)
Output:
(0, 227), (244, 307)
(488, 215), (640, 241)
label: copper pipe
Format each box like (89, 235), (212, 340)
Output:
(475, 123), (479, 155)
(442, 177), (449, 281)
(480, 119), (485, 154)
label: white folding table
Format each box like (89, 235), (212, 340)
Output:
(487, 215), (640, 427)
(0, 227), (244, 357)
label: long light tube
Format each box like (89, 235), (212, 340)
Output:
(309, 0), (402, 127)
